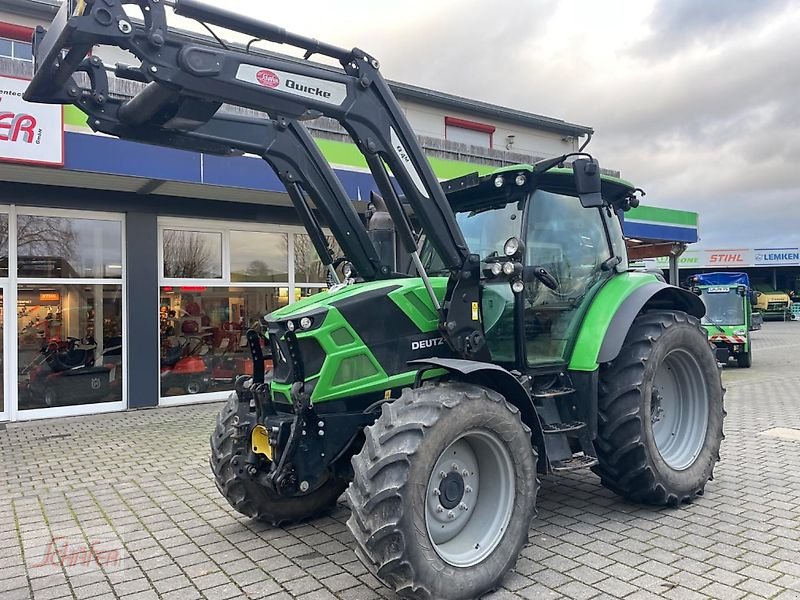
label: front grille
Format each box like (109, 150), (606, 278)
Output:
(268, 332), (327, 384)
(269, 334), (292, 383)
(767, 302), (788, 311)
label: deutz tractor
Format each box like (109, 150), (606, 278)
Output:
(26, 2), (725, 598)
(689, 272), (756, 368)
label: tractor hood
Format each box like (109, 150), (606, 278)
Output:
(268, 277), (448, 323)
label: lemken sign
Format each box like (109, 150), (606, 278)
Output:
(0, 75), (64, 167)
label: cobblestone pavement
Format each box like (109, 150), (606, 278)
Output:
(1, 322), (800, 600)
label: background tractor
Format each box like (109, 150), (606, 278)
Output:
(26, 2), (726, 598)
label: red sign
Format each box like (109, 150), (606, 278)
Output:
(256, 69), (280, 88)
(0, 75), (64, 167)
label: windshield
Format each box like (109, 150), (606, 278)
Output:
(701, 288), (745, 325)
(421, 200), (523, 273)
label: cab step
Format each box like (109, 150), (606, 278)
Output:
(542, 421), (586, 435)
(533, 387), (575, 400)
(551, 455), (599, 472)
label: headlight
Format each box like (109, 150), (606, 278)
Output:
(511, 280), (524, 293)
(502, 262), (515, 276)
(734, 329), (746, 336)
(300, 317), (313, 330)
(493, 176), (504, 188)
(503, 237), (520, 257)
(286, 320), (296, 332)
(515, 174), (526, 186)
(490, 262), (503, 276)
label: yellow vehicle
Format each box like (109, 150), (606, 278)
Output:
(754, 286), (791, 320)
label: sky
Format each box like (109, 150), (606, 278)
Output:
(173, 0), (800, 248)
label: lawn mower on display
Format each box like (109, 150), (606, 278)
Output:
(26, 2), (726, 598)
(20, 337), (114, 408)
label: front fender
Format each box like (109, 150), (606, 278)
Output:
(408, 358), (548, 472)
(569, 273), (705, 371)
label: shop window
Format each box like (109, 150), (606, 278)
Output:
(17, 285), (123, 410)
(159, 286), (284, 397)
(0, 38), (13, 60)
(162, 229), (222, 279)
(295, 234), (342, 284)
(230, 231), (288, 282)
(17, 215), (122, 279)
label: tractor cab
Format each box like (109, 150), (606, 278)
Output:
(426, 165), (636, 370)
(689, 272), (755, 367)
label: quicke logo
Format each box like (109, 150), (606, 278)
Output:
(285, 79), (332, 98)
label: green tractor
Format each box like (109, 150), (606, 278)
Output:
(689, 272), (756, 368)
(27, 2), (725, 598)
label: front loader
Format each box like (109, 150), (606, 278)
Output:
(26, 2), (726, 598)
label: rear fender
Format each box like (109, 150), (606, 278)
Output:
(409, 358), (548, 472)
(598, 282), (705, 364)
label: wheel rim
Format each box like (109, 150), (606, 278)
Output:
(651, 349), (710, 470)
(44, 388), (55, 407)
(424, 430), (515, 567)
(186, 381), (202, 394)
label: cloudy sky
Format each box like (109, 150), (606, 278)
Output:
(175, 0), (800, 248)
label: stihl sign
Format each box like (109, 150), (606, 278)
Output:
(0, 76), (63, 167)
(709, 253), (745, 264)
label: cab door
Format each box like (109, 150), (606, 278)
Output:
(522, 189), (614, 366)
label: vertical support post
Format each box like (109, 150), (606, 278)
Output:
(126, 212), (160, 408)
(669, 255), (679, 286)
(668, 243), (685, 286)
(773, 268), (778, 291)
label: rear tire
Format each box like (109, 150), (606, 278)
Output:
(595, 310), (725, 505)
(737, 345), (752, 368)
(346, 383), (538, 600)
(210, 393), (347, 525)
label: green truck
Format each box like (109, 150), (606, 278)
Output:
(689, 272), (755, 367)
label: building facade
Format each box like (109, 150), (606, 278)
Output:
(0, 1), (697, 422)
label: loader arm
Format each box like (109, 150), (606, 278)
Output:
(25, 0), (488, 359)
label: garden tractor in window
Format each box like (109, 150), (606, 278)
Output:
(26, 2), (725, 598)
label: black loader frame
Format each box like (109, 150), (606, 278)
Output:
(26, 0), (492, 359)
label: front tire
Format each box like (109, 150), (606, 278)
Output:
(737, 344), (752, 368)
(210, 393), (347, 525)
(347, 383), (538, 600)
(595, 310), (725, 505)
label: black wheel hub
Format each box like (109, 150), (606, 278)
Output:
(438, 472), (465, 510)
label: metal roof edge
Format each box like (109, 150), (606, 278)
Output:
(389, 82), (593, 137)
(5, 0), (593, 137)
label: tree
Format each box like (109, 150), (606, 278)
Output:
(163, 230), (219, 278)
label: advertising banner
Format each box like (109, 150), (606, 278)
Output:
(0, 75), (64, 167)
(655, 248), (800, 268)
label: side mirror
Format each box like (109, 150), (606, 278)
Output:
(750, 291), (758, 305)
(573, 158), (603, 208)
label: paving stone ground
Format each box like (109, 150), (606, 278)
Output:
(1, 322), (800, 599)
